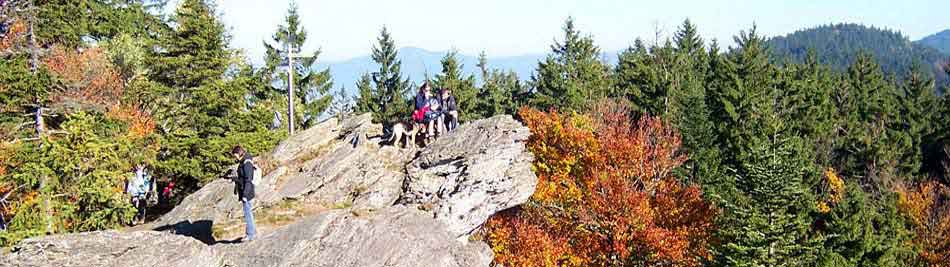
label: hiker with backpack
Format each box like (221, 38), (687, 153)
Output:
(231, 145), (259, 242)
(126, 163), (155, 225)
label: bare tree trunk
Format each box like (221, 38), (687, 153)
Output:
(34, 107), (52, 234)
(27, 0), (37, 74)
(27, 0), (52, 234)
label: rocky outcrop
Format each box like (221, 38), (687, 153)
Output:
(2, 113), (537, 267)
(217, 206), (491, 267)
(153, 113), (399, 228)
(2, 230), (219, 267)
(2, 206), (491, 267)
(400, 115), (536, 237)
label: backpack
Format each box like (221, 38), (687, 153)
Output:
(413, 106), (430, 122)
(244, 159), (263, 186)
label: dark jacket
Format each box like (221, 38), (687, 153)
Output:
(414, 92), (427, 111)
(441, 95), (457, 112)
(234, 154), (256, 201)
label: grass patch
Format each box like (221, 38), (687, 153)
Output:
(291, 141), (336, 167)
(329, 199), (353, 210)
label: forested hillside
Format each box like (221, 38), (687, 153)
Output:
(0, 1), (948, 266)
(918, 29), (950, 54)
(768, 23), (949, 87)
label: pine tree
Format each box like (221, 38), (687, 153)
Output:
(433, 50), (478, 122)
(476, 52), (520, 117)
(261, 3), (333, 128)
(150, 0), (228, 90)
(353, 73), (376, 114)
(669, 20), (721, 186)
(815, 181), (916, 266)
(776, 51), (838, 168)
(368, 27), (411, 124)
(531, 17), (611, 111)
(674, 19), (705, 58)
(834, 53), (906, 189)
(149, 0), (282, 187)
(326, 86), (351, 120)
(716, 133), (820, 266)
(615, 38), (665, 116)
(710, 28), (821, 265)
(708, 27), (776, 170)
(896, 63), (938, 177)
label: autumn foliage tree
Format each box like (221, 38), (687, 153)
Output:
(484, 102), (717, 266)
(897, 181), (950, 266)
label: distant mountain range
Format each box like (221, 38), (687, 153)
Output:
(316, 25), (950, 98)
(314, 47), (619, 96)
(767, 23), (949, 84)
(917, 29), (950, 55)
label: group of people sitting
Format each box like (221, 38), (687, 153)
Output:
(413, 82), (458, 137)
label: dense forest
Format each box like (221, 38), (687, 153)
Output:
(0, 1), (948, 266)
(768, 23), (949, 87)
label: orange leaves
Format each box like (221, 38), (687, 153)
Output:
(485, 212), (574, 267)
(106, 104), (155, 139)
(896, 181), (950, 266)
(486, 105), (716, 266)
(44, 46), (124, 109)
(0, 20), (27, 51)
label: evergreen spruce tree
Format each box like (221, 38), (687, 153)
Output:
(530, 17), (611, 111)
(326, 86), (351, 120)
(710, 28), (820, 265)
(151, 0), (228, 90)
(815, 182), (916, 266)
(775, 51), (838, 168)
(354, 73), (376, 114)
(896, 63), (938, 177)
(716, 131), (820, 266)
(261, 3), (333, 128)
(367, 27), (411, 124)
(150, 0), (281, 187)
(669, 20), (721, 185)
(615, 38), (666, 116)
(834, 53), (906, 189)
(708, 27), (776, 170)
(433, 50), (479, 122)
(475, 52), (521, 117)
(674, 19), (705, 58)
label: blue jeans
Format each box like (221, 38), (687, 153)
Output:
(242, 199), (256, 240)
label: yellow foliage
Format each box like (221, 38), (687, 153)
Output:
(818, 168), (845, 213)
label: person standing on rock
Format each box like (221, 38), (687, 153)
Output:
(231, 146), (257, 242)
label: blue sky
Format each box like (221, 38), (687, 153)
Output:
(174, 0), (949, 63)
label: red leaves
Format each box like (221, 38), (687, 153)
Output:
(485, 103), (716, 266)
(44, 46), (124, 109)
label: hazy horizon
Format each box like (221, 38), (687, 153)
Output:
(159, 0), (950, 64)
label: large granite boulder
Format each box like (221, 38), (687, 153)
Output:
(217, 205), (492, 267)
(153, 113), (394, 228)
(399, 115), (537, 237)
